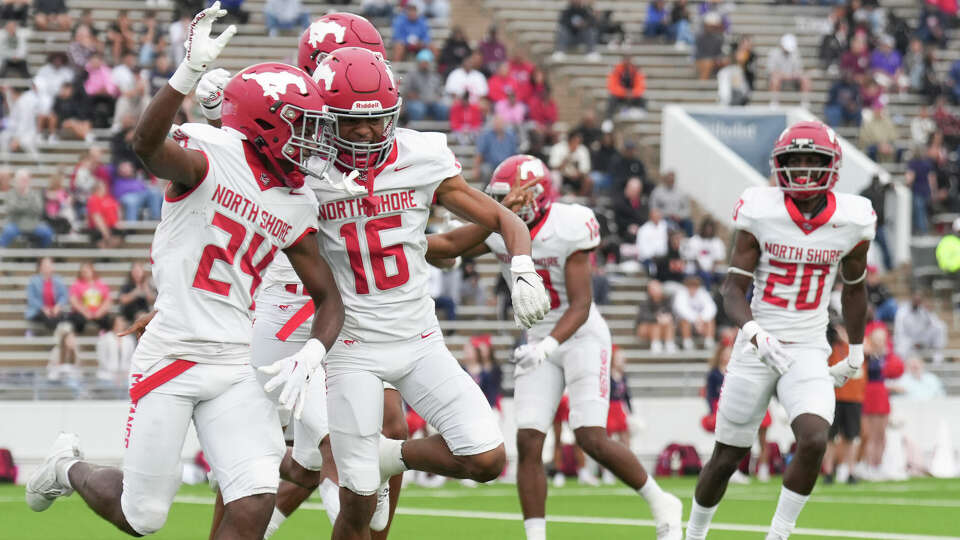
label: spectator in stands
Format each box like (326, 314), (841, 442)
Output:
(859, 102), (899, 163)
(553, 0), (600, 62)
(905, 144), (937, 233)
(717, 50), (751, 106)
(949, 59), (960, 105)
(72, 8), (98, 38)
(1, 84), (41, 155)
(668, 0), (694, 49)
(83, 53), (119, 129)
(112, 57), (148, 131)
(606, 55), (646, 119)
(118, 261), (156, 322)
(572, 110), (602, 152)
(903, 40), (940, 101)
(105, 9), (137, 62)
(96, 314), (135, 388)
(146, 54), (175, 96)
(643, 0), (670, 40)
(613, 177), (647, 244)
(71, 146), (110, 217)
(475, 116), (518, 180)
(487, 62), (517, 104)
(428, 263), (457, 321)
(474, 334), (502, 409)
(68, 261), (113, 333)
(890, 355), (946, 400)
(911, 105), (937, 146)
(412, 0), (450, 20)
(916, 9), (947, 49)
(860, 327), (902, 481)
(219, 0), (250, 25)
(44, 168), (75, 234)
(86, 179), (121, 249)
(34, 53), (74, 141)
(444, 52), (488, 103)
(823, 324), (861, 485)
(0, 19), (27, 78)
(819, 20), (849, 73)
(494, 88), (525, 127)
(404, 49), (448, 122)
(477, 25), (506, 76)
(1, 170), (54, 248)
(840, 33), (870, 84)
(656, 229), (687, 285)
(693, 12), (725, 80)
(112, 161), (162, 222)
(870, 35), (907, 93)
(137, 11), (162, 68)
(932, 96), (960, 148)
(650, 171), (692, 235)
(859, 175), (894, 271)
(635, 279), (676, 353)
(25, 257), (70, 332)
(608, 139), (647, 193)
(168, 11), (191, 65)
(635, 207), (668, 272)
(360, 0), (393, 21)
(825, 70), (863, 128)
(438, 25), (471, 77)
(34, 0), (71, 31)
(673, 275), (716, 350)
(68, 24), (100, 69)
(894, 290), (947, 363)
(263, 0), (310, 38)
(549, 131), (592, 196)
(864, 268), (897, 322)
(590, 131), (619, 192)
(448, 91), (484, 143)
(527, 85), (558, 131)
(767, 34), (811, 108)
(684, 218), (725, 288)
(47, 321), (81, 390)
(111, 114), (139, 168)
(507, 50), (534, 103)
(391, 4), (432, 62)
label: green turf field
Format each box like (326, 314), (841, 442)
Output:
(3, 476), (960, 539)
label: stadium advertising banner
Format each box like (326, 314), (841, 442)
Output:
(688, 112), (786, 177)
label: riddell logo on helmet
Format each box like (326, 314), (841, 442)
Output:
(351, 100), (383, 111)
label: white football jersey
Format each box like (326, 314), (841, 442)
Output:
(485, 202), (605, 341)
(732, 186), (875, 343)
(140, 123), (320, 364)
(312, 128), (462, 341)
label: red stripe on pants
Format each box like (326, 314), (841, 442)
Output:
(129, 359), (196, 404)
(275, 301), (315, 342)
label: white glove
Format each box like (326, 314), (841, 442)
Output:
(196, 68), (232, 120)
(168, 2), (237, 94)
(742, 321), (794, 375)
(258, 338), (326, 420)
(512, 336), (558, 378)
(829, 343), (864, 387)
(510, 255), (550, 329)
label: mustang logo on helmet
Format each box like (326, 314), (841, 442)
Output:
(241, 71), (307, 100)
(308, 20), (347, 47)
(518, 158), (546, 180)
(312, 62), (336, 92)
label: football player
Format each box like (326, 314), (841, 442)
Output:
(304, 47), (549, 540)
(425, 155), (684, 540)
(194, 13), (406, 538)
(685, 121), (874, 540)
(25, 5), (344, 539)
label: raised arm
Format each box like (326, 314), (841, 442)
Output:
(132, 3), (235, 195)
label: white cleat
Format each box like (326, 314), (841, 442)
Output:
(25, 432), (82, 512)
(652, 492), (683, 540)
(369, 481), (390, 532)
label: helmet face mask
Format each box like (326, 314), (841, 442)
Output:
(771, 122), (842, 201)
(325, 104), (401, 171)
(279, 104), (337, 179)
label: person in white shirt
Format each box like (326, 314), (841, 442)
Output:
(890, 355), (946, 400)
(548, 131), (592, 195)
(767, 33), (811, 108)
(893, 291), (947, 363)
(649, 171), (692, 235)
(635, 207), (669, 272)
(444, 52), (488, 102)
(684, 218), (727, 288)
(96, 315), (136, 388)
(672, 275), (717, 350)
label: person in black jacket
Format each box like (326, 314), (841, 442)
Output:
(553, 0), (598, 60)
(859, 174), (893, 270)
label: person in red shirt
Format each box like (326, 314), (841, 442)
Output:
(86, 179), (121, 248)
(68, 261), (113, 333)
(506, 51), (534, 103)
(449, 91), (485, 141)
(527, 87), (558, 132)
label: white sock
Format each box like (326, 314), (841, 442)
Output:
(263, 507), (286, 539)
(523, 517), (546, 540)
(637, 475), (665, 504)
(685, 499), (718, 540)
(320, 478), (340, 525)
(769, 486), (809, 538)
(56, 458), (80, 489)
(379, 436), (408, 479)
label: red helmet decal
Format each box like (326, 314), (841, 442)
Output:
(486, 155), (556, 224)
(297, 14), (386, 75)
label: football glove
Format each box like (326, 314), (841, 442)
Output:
(742, 321), (794, 375)
(196, 68), (231, 120)
(168, 2), (236, 94)
(829, 343), (864, 387)
(258, 338), (326, 420)
(512, 336), (558, 378)
(510, 255), (550, 329)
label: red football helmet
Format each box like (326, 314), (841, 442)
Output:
(312, 47), (401, 171)
(221, 62), (336, 188)
(485, 155), (556, 224)
(296, 13), (387, 75)
(771, 121), (842, 200)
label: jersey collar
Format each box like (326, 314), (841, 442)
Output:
(529, 205), (552, 239)
(784, 191), (836, 235)
(242, 142), (289, 192)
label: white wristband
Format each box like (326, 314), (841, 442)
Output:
(539, 336), (560, 356)
(741, 320), (760, 342)
(168, 62), (204, 95)
(847, 343), (864, 369)
(303, 338), (327, 372)
(510, 255), (535, 274)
